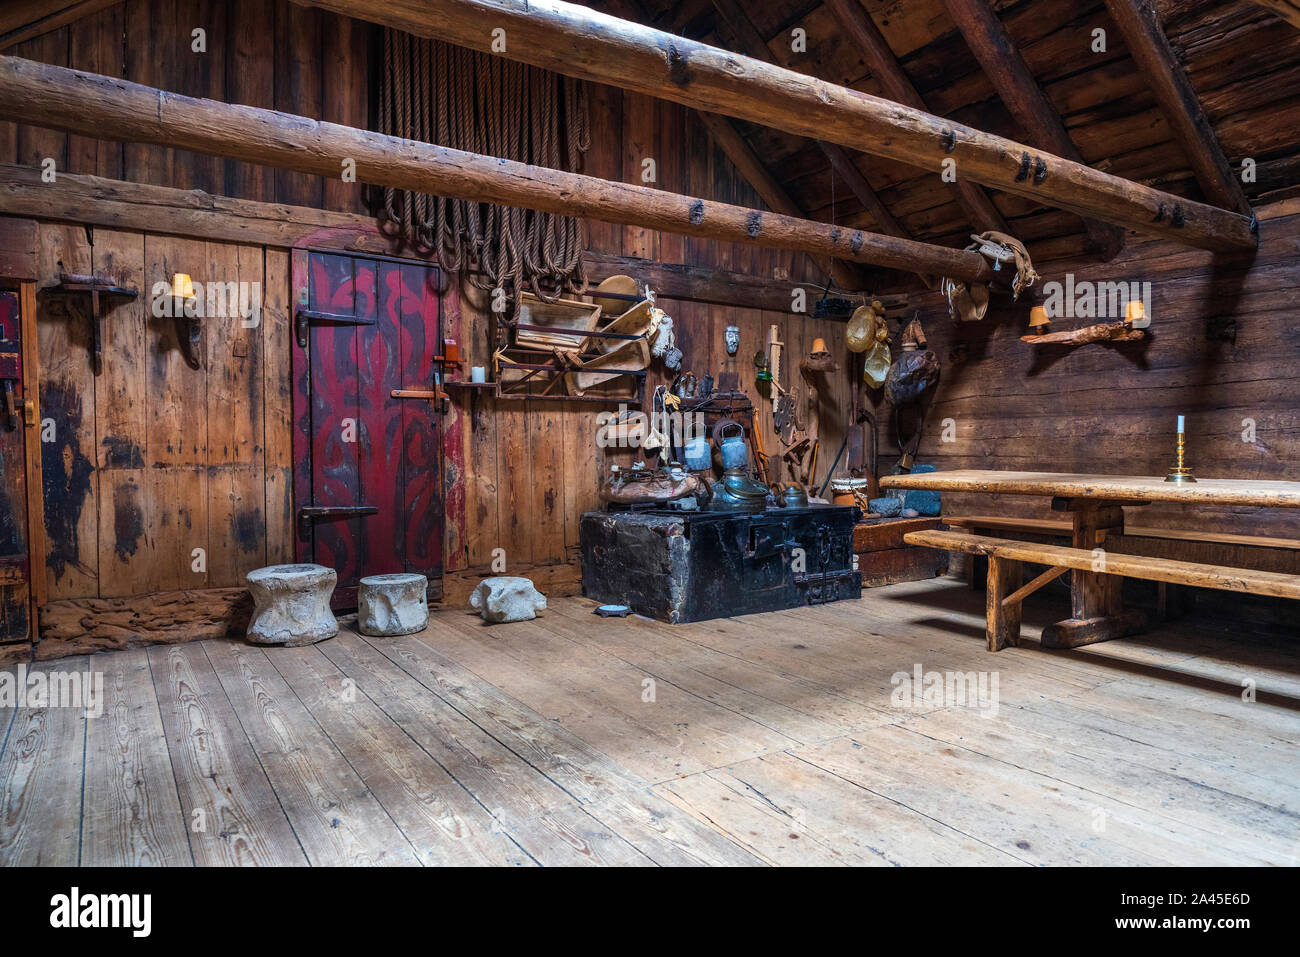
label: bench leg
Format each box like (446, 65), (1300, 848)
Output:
(1042, 500), (1148, 649)
(986, 556), (1022, 652)
(1157, 581), (1192, 621)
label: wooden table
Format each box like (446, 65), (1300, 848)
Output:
(878, 470), (1300, 647)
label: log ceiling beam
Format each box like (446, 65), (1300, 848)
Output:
(707, 0), (915, 246)
(293, 0), (1256, 251)
(822, 0), (1008, 236)
(940, 0), (1126, 259)
(0, 56), (995, 283)
(1102, 0), (1253, 216)
(603, 0), (870, 290)
(0, 164), (897, 313)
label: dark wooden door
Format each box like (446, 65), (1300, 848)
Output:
(0, 290), (31, 641)
(292, 251), (444, 606)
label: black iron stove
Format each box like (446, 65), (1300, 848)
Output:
(580, 504), (862, 624)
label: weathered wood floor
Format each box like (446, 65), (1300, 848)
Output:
(2, 579), (1298, 866)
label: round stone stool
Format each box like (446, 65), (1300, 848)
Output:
(245, 563), (339, 646)
(358, 573), (429, 636)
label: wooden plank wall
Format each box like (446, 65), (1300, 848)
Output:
(35, 224), (287, 602)
(0, 0), (370, 215)
(876, 198), (1300, 539)
(451, 83), (853, 572)
(1, 1), (856, 599)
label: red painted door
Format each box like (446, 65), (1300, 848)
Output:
(292, 251), (444, 606)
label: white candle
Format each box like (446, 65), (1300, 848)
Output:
(1177, 415), (1185, 433)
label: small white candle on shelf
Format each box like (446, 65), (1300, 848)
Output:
(1177, 415), (1185, 433)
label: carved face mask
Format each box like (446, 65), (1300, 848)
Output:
(725, 325), (739, 356)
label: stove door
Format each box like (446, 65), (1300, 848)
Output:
(745, 518), (793, 593)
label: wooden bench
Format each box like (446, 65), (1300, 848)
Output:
(945, 514), (1300, 618)
(946, 514), (1300, 554)
(905, 529), (1300, 652)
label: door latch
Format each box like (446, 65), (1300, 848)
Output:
(1, 379), (17, 430)
(297, 505), (378, 539)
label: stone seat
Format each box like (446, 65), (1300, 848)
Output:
(245, 563), (339, 647)
(469, 576), (547, 623)
(358, 572), (429, 636)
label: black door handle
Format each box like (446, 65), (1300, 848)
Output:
(297, 505), (378, 539)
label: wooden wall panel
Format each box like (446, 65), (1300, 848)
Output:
(36, 226), (280, 604)
(225, 0), (275, 201)
(321, 13), (370, 216)
(1, 0), (373, 212)
(13, 28), (67, 172)
(36, 223), (97, 601)
(203, 241), (266, 587)
(875, 199), (1300, 538)
(16, 7), (885, 611)
(262, 247), (294, 565)
(67, 3), (124, 180)
(274, 0), (324, 210)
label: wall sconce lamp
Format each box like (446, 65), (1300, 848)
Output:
(171, 273), (203, 369)
(1125, 299), (1150, 329)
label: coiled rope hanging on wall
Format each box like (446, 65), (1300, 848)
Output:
(377, 29), (591, 303)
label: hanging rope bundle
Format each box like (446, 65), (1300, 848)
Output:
(377, 29), (592, 302)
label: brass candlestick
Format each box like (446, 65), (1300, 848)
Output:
(1164, 431), (1197, 483)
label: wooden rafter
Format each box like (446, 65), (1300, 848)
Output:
(1246, 1), (1300, 30)
(690, 109), (870, 290)
(293, 0), (1255, 251)
(0, 56), (995, 282)
(1102, 0), (1252, 215)
(708, 0), (914, 246)
(0, 0), (118, 50)
(823, 0), (1008, 236)
(604, 0), (869, 289)
(941, 0), (1126, 259)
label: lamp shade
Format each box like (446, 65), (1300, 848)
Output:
(171, 272), (195, 299)
(1125, 299), (1149, 328)
(1028, 305), (1050, 328)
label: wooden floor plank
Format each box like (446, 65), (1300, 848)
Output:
(81, 648), (192, 866)
(266, 644), (536, 866)
(317, 632), (653, 866)
(425, 611), (798, 782)
(658, 750), (1021, 867)
(0, 658), (89, 866)
(543, 601), (857, 744)
(373, 631), (764, 865)
(559, 601), (897, 733)
(0, 667), (15, 765)
(792, 724), (1247, 866)
(202, 640), (420, 866)
(1030, 677), (1300, 792)
(148, 643), (308, 866)
(6, 582), (1300, 867)
(649, 598), (1090, 722)
(903, 706), (1298, 864)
